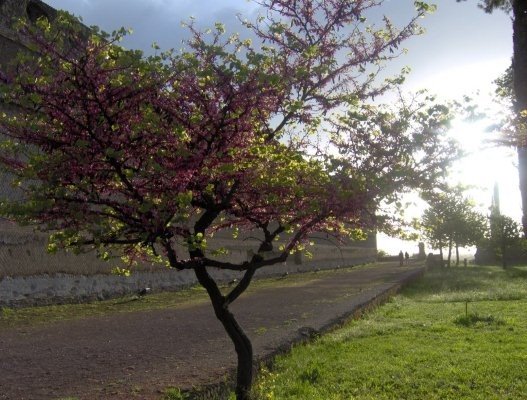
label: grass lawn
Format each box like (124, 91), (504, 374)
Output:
(251, 266), (527, 400)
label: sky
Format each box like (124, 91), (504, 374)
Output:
(44, 0), (515, 255)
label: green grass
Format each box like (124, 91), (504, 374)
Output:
(162, 387), (191, 400)
(0, 284), (211, 330)
(252, 266), (527, 400)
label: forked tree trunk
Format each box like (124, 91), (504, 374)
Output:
(194, 266), (254, 400)
(214, 300), (253, 399)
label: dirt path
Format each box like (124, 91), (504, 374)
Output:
(0, 264), (423, 400)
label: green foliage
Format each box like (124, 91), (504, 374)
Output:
(489, 65), (524, 148)
(489, 214), (522, 246)
(495, 66), (514, 101)
(0, 307), (15, 318)
(457, 0), (512, 13)
(414, 1), (437, 13)
(377, 249), (388, 258)
(162, 388), (190, 400)
(482, 214), (524, 267)
(110, 266), (131, 277)
(420, 188), (486, 265)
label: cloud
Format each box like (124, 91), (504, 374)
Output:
(45, 0), (260, 53)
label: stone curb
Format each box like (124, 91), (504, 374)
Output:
(180, 266), (425, 400)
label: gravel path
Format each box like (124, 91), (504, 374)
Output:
(0, 263), (424, 400)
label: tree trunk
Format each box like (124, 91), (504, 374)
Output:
(501, 239), (507, 269)
(513, 0), (527, 237)
(215, 302), (253, 400)
(447, 236), (453, 268)
(518, 147), (527, 237)
(455, 244), (460, 267)
(439, 240), (444, 268)
(194, 266), (254, 400)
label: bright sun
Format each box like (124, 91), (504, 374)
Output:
(450, 119), (521, 220)
(377, 58), (520, 255)
(377, 118), (521, 256)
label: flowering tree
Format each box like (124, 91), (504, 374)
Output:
(0, 1), (453, 398)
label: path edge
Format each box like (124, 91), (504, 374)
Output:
(177, 265), (426, 400)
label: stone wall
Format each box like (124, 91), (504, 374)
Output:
(0, 216), (377, 307)
(0, 0), (56, 62)
(0, 247), (375, 307)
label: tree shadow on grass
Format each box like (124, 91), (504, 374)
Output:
(453, 312), (505, 327)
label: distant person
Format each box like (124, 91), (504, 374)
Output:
(405, 251), (409, 265)
(398, 250), (404, 267)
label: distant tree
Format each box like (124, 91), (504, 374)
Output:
(328, 91), (459, 229)
(458, 0), (527, 237)
(488, 214), (522, 267)
(0, 2), (454, 398)
(420, 195), (451, 267)
(451, 207), (487, 265)
(421, 190), (486, 267)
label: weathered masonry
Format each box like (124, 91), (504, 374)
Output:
(0, 0), (56, 52)
(0, 0), (377, 307)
